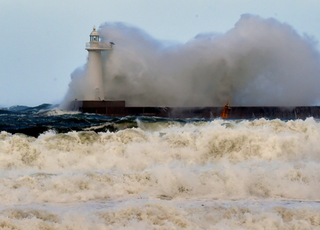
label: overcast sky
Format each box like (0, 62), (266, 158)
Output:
(1, 0), (320, 107)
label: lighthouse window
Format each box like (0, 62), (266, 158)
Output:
(91, 36), (99, 41)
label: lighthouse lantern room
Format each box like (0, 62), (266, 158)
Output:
(90, 27), (99, 41)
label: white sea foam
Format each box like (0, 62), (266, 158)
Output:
(0, 118), (320, 228)
(0, 200), (319, 229)
(37, 108), (81, 116)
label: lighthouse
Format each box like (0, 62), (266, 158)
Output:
(85, 27), (112, 100)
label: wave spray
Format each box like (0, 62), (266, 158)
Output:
(60, 14), (320, 110)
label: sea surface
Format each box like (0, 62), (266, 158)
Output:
(0, 104), (320, 229)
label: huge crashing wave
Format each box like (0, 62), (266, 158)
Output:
(61, 14), (320, 110)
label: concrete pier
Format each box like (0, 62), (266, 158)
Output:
(70, 100), (320, 119)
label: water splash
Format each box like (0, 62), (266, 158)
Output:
(61, 14), (320, 110)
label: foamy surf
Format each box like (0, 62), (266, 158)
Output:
(0, 118), (320, 229)
(0, 199), (319, 229)
(37, 108), (81, 116)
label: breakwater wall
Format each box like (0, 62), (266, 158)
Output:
(70, 100), (320, 119)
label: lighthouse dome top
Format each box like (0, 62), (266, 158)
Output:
(89, 27), (100, 42)
(90, 27), (99, 36)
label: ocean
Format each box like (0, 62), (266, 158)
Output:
(0, 104), (320, 229)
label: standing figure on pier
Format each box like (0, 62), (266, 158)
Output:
(221, 99), (231, 119)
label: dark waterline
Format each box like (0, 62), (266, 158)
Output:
(0, 104), (210, 137)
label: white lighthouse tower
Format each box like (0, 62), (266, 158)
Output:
(85, 27), (112, 100)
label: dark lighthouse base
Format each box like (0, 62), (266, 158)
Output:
(70, 100), (320, 119)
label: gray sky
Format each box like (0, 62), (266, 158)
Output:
(1, 0), (320, 107)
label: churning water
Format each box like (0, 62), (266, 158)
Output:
(0, 104), (320, 229)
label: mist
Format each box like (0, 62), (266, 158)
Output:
(60, 14), (320, 109)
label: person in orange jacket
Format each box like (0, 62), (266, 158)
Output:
(221, 99), (231, 119)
